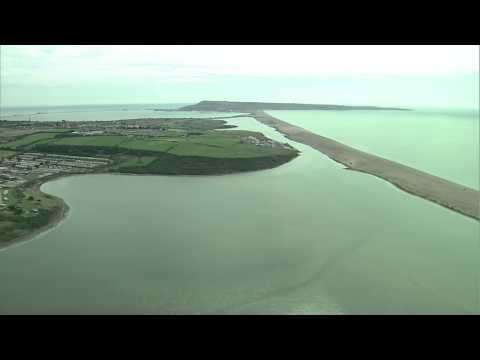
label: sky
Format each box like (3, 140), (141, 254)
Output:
(1, 45), (478, 108)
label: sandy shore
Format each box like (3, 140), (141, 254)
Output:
(253, 111), (480, 221)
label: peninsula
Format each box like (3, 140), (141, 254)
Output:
(179, 100), (410, 112)
(0, 116), (299, 248)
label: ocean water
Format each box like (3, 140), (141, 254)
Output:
(0, 111), (478, 314)
(267, 108), (480, 189)
(0, 103), (245, 122)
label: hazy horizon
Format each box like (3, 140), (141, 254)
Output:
(1, 102), (478, 112)
(1, 45), (478, 109)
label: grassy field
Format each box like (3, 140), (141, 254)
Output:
(3, 186), (58, 211)
(171, 139), (293, 158)
(0, 128), (39, 138)
(3, 128), (300, 178)
(47, 135), (176, 152)
(0, 150), (16, 159)
(52, 135), (129, 147)
(115, 152), (298, 175)
(112, 156), (157, 170)
(158, 129), (187, 137)
(1, 132), (64, 150)
(0, 185), (64, 246)
(32, 130), (296, 160)
(119, 138), (176, 152)
(169, 130), (294, 158)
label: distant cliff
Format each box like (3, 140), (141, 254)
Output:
(179, 101), (410, 112)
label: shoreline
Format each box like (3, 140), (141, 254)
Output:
(0, 152), (299, 251)
(252, 111), (480, 221)
(0, 181), (70, 252)
(0, 199), (69, 252)
(4, 106), (476, 251)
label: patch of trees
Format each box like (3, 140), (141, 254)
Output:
(117, 152), (298, 175)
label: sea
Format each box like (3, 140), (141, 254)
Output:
(0, 103), (244, 122)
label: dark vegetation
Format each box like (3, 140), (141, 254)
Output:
(31, 143), (298, 175)
(0, 184), (64, 246)
(116, 152), (298, 175)
(0, 205), (62, 245)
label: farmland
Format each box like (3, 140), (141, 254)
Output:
(0, 116), (299, 246)
(28, 129), (298, 175)
(1, 132), (63, 149)
(0, 150), (16, 159)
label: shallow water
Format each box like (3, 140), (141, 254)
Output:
(267, 109), (479, 189)
(0, 110), (478, 314)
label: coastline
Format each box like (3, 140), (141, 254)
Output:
(252, 111), (480, 221)
(0, 179), (70, 252)
(5, 104), (476, 252)
(0, 151), (299, 251)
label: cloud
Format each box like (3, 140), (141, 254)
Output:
(2, 45), (478, 85)
(1, 45), (478, 107)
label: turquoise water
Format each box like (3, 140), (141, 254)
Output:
(0, 112), (478, 314)
(267, 109), (479, 189)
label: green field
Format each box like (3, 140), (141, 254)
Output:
(33, 130), (295, 160)
(119, 138), (176, 152)
(1, 132), (64, 149)
(178, 135), (290, 157)
(52, 135), (128, 147)
(47, 135), (177, 152)
(113, 156), (157, 169)
(0, 150), (16, 159)
(42, 135), (177, 154)
(0, 186), (63, 246)
(169, 131), (294, 158)
(168, 141), (289, 158)
(2, 127), (298, 177)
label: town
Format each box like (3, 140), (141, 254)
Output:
(0, 116), (236, 142)
(241, 135), (293, 149)
(0, 152), (110, 211)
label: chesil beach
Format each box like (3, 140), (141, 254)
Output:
(180, 101), (479, 220)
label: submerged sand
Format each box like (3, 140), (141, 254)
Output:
(253, 111), (480, 221)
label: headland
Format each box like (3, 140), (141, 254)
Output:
(0, 115), (299, 248)
(179, 100), (410, 112)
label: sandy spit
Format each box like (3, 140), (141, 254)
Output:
(252, 111), (479, 221)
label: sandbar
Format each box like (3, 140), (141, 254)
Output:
(252, 111), (479, 221)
